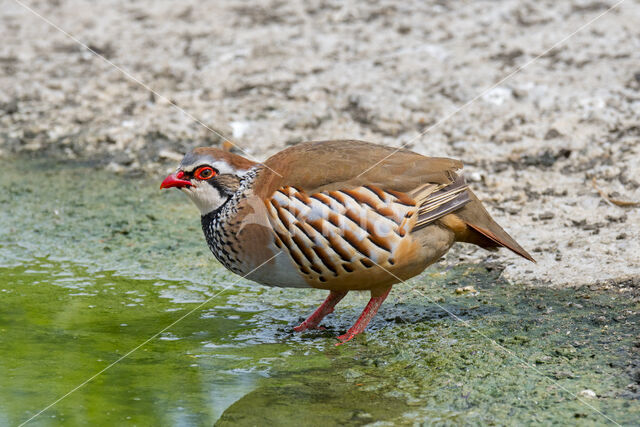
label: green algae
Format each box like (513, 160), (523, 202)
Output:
(0, 157), (639, 425)
(217, 265), (640, 426)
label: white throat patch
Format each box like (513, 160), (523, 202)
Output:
(181, 180), (226, 215)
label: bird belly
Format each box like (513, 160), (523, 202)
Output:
(244, 239), (312, 288)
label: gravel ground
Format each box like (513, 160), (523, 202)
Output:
(1, 0), (639, 287)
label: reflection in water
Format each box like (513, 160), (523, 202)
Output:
(207, 374), (258, 423)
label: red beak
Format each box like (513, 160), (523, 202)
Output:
(160, 171), (192, 189)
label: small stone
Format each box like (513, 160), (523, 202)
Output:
(594, 315), (608, 325)
(554, 371), (575, 379)
(455, 286), (478, 295)
(351, 410), (373, 421)
(544, 128), (561, 139)
(468, 171), (484, 182)
(1, 99), (18, 115)
(158, 149), (184, 162)
(578, 389), (597, 399)
(230, 121), (250, 138)
(538, 212), (555, 220)
(344, 368), (363, 379)
(105, 161), (125, 173)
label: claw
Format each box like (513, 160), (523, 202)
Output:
(335, 332), (356, 346)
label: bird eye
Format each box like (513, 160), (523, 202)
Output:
(194, 166), (216, 180)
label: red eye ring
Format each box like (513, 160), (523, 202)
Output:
(194, 166), (216, 180)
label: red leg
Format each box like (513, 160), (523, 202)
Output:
(336, 287), (391, 344)
(294, 290), (348, 332)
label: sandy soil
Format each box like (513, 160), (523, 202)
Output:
(1, 0), (639, 287)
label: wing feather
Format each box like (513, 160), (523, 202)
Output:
(413, 174), (471, 231)
(257, 140), (462, 198)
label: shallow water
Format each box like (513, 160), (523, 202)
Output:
(1, 158), (638, 425)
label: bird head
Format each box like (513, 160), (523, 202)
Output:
(160, 147), (256, 215)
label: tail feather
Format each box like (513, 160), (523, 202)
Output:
(448, 190), (535, 262)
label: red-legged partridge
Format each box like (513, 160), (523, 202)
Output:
(161, 140), (533, 343)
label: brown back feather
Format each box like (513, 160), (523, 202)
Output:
(257, 140), (462, 198)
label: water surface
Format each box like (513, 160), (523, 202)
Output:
(1, 158), (638, 425)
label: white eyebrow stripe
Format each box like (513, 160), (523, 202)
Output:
(181, 157), (249, 176)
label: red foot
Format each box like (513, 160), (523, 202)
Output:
(293, 290), (347, 332)
(334, 287), (392, 345)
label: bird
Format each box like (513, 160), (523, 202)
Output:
(160, 140), (533, 343)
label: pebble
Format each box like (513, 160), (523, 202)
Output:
(455, 286), (478, 295)
(538, 212), (555, 221)
(158, 149), (184, 162)
(577, 389), (597, 399)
